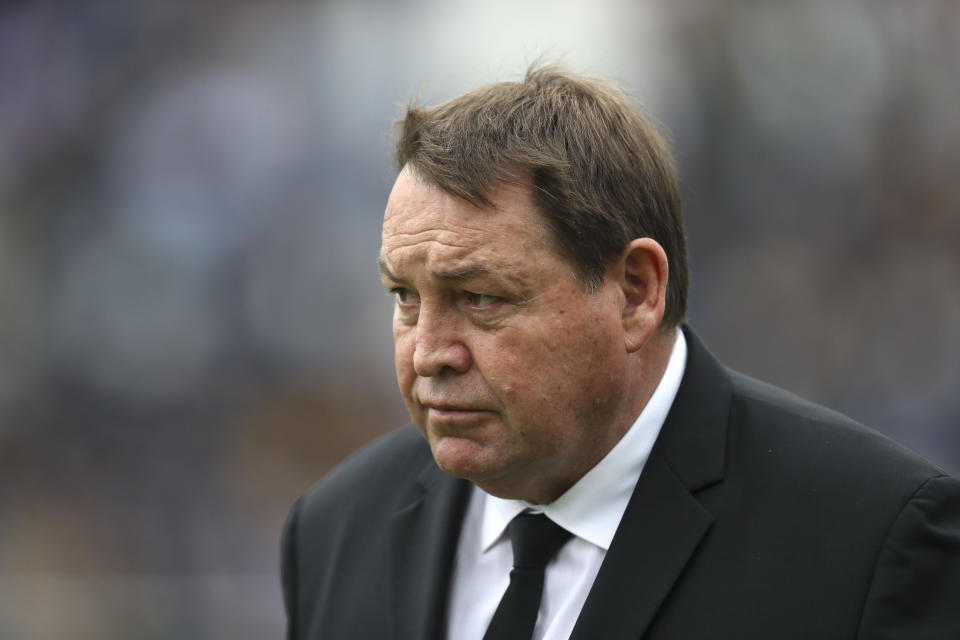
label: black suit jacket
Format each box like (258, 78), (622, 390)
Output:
(281, 328), (960, 639)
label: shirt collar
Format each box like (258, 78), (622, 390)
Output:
(480, 330), (688, 552)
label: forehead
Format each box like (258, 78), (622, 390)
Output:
(380, 168), (559, 275)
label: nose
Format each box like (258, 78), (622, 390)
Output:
(412, 307), (472, 377)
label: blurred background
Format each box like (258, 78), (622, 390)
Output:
(1, 0), (958, 637)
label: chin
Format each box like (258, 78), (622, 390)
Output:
(429, 434), (506, 483)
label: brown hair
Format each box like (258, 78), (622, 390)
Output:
(395, 63), (688, 327)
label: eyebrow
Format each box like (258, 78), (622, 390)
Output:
(377, 256), (396, 281)
(432, 265), (492, 281)
(377, 255), (491, 283)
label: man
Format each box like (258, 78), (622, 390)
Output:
(281, 65), (960, 639)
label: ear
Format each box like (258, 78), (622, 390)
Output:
(613, 238), (668, 353)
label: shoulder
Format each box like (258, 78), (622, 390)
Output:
(281, 425), (433, 600)
(662, 333), (960, 635)
(280, 427), (438, 636)
(297, 424), (432, 519)
(680, 325), (946, 497)
(718, 367), (951, 543)
(727, 369), (944, 482)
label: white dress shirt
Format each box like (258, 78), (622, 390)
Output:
(446, 330), (688, 640)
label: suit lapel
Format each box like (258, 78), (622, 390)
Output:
(570, 453), (713, 640)
(570, 327), (732, 640)
(390, 458), (472, 640)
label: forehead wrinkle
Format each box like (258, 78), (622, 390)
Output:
(380, 241), (537, 294)
(382, 224), (486, 268)
(382, 225), (489, 245)
(382, 187), (556, 293)
(379, 246), (490, 282)
(379, 233), (478, 282)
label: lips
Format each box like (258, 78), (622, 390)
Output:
(418, 395), (497, 416)
(421, 401), (486, 412)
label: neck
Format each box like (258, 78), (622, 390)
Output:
(620, 326), (678, 436)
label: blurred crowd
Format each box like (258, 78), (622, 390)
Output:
(1, 1), (957, 637)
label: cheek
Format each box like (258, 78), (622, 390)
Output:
(507, 315), (623, 410)
(393, 327), (416, 388)
(480, 333), (572, 413)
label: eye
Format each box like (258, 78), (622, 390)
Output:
(466, 292), (499, 308)
(391, 288), (420, 305)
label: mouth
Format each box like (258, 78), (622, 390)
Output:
(424, 404), (487, 413)
(420, 402), (494, 422)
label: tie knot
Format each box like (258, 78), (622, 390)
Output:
(507, 513), (572, 570)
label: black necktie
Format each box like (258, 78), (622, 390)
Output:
(482, 512), (573, 640)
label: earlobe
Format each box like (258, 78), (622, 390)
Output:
(617, 238), (668, 353)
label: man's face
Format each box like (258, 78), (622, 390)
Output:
(380, 167), (633, 503)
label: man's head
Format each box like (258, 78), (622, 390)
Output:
(380, 65), (687, 504)
(395, 64), (687, 327)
